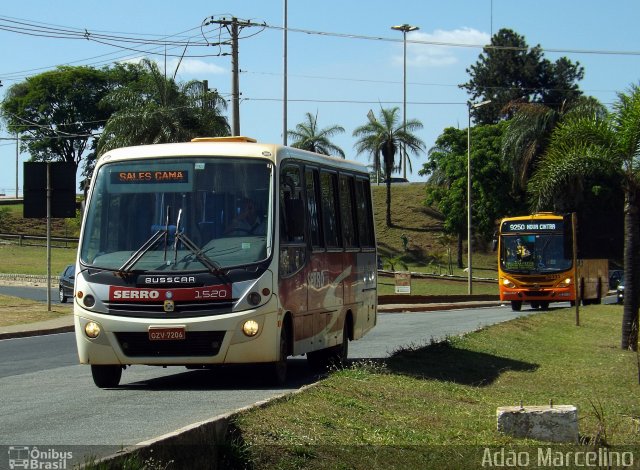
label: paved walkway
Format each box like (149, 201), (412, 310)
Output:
(0, 300), (504, 340)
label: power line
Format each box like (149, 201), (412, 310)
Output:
(260, 22), (640, 57)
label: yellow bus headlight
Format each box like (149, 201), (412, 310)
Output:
(502, 278), (516, 289)
(85, 321), (101, 339)
(242, 320), (260, 337)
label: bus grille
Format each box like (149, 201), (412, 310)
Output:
(115, 331), (225, 357)
(104, 301), (234, 318)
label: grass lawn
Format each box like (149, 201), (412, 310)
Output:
(230, 305), (640, 469)
(377, 273), (497, 296)
(0, 244), (77, 276)
(0, 294), (71, 327)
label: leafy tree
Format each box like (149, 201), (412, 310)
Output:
(420, 123), (518, 267)
(502, 96), (607, 191)
(529, 84), (640, 351)
(1, 66), (114, 170)
(97, 59), (229, 153)
(287, 112), (345, 157)
(353, 107), (425, 227)
(460, 29), (584, 125)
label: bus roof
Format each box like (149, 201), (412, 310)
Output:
(500, 212), (562, 223)
(98, 138), (368, 174)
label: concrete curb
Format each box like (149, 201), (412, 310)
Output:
(88, 382), (319, 469)
(0, 324), (74, 340)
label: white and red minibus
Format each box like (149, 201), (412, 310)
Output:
(74, 137), (377, 387)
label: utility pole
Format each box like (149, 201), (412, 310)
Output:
(15, 132), (19, 198)
(283, 0), (288, 145)
(206, 16), (262, 136)
(230, 18), (240, 136)
(202, 79), (208, 110)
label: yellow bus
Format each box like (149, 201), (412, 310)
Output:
(74, 137), (377, 388)
(496, 213), (608, 311)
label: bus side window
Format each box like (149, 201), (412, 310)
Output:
(280, 165), (305, 243)
(354, 178), (374, 248)
(280, 164), (306, 277)
(305, 168), (323, 249)
(339, 174), (357, 248)
(320, 170), (341, 248)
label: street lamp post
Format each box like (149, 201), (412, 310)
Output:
(467, 99), (491, 295)
(391, 23), (419, 180)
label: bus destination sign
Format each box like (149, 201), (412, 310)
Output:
(111, 170), (189, 184)
(501, 220), (563, 233)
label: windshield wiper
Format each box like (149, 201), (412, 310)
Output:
(173, 209), (226, 276)
(119, 205), (173, 273)
(119, 229), (167, 273)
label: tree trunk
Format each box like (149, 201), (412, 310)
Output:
(385, 179), (392, 227)
(622, 187), (639, 351)
(457, 232), (463, 269)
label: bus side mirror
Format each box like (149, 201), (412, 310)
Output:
(491, 234), (498, 252)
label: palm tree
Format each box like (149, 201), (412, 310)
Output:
(98, 59), (229, 153)
(287, 112), (345, 157)
(529, 84), (640, 351)
(353, 107), (425, 227)
(502, 96), (606, 191)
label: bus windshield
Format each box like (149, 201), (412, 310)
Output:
(500, 233), (572, 274)
(80, 157), (273, 272)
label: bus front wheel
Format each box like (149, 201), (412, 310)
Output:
(91, 365), (122, 388)
(511, 301), (522, 312)
(270, 324), (290, 386)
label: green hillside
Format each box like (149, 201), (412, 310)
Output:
(371, 183), (496, 274)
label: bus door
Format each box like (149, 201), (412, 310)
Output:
(279, 165), (309, 351)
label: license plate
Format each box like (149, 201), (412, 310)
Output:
(148, 327), (186, 341)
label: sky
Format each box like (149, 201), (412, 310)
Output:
(0, 0), (639, 195)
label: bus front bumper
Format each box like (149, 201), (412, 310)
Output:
(499, 288), (574, 303)
(74, 297), (281, 366)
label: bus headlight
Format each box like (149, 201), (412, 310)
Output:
(85, 321), (101, 339)
(242, 320), (260, 337)
(502, 278), (516, 289)
(247, 291), (261, 306)
(563, 278), (572, 286)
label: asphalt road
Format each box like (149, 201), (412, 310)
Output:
(0, 305), (537, 449)
(0, 285), (62, 303)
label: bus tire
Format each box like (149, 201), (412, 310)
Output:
(328, 320), (350, 367)
(540, 302), (550, 310)
(271, 324), (290, 386)
(91, 365), (122, 388)
(511, 301), (522, 312)
(307, 320), (349, 371)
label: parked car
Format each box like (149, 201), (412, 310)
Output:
(609, 269), (623, 290)
(59, 264), (75, 303)
(617, 274), (624, 304)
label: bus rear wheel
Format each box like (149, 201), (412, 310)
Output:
(91, 365), (122, 388)
(307, 321), (349, 371)
(511, 301), (522, 312)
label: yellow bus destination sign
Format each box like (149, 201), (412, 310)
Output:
(501, 220), (563, 233)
